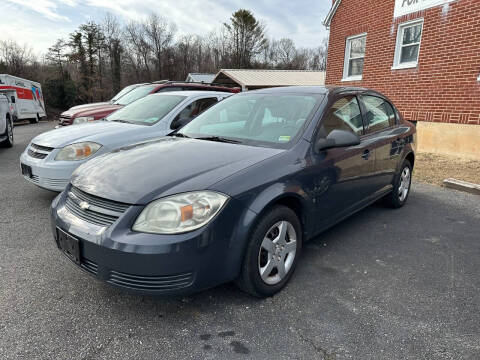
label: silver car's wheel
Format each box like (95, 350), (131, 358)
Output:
(258, 220), (297, 285)
(398, 167), (411, 202)
(7, 121), (13, 144)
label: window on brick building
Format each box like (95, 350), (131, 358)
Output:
(343, 34), (366, 81)
(361, 95), (396, 133)
(393, 19), (424, 69)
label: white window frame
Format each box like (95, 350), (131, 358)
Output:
(392, 18), (424, 70)
(342, 33), (367, 82)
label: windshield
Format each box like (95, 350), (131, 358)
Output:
(113, 85), (157, 106)
(111, 84), (140, 102)
(107, 94), (186, 125)
(178, 93), (323, 148)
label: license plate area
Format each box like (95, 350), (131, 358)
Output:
(21, 163), (32, 178)
(56, 228), (81, 265)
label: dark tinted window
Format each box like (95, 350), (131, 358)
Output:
(175, 97), (218, 122)
(362, 95), (396, 133)
(320, 96), (363, 137)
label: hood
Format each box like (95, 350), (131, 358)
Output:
(71, 137), (283, 204)
(69, 102), (110, 111)
(32, 121), (146, 148)
(62, 104), (122, 119)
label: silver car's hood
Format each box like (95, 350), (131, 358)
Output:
(32, 121), (149, 148)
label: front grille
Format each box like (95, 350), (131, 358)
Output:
(28, 143), (54, 159)
(65, 186), (130, 227)
(28, 149), (47, 159)
(59, 116), (72, 124)
(30, 175), (69, 189)
(31, 143), (54, 152)
(108, 270), (194, 291)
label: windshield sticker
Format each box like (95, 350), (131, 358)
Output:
(278, 136), (291, 142)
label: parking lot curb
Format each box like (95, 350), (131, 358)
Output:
(443, 178), (480, 195)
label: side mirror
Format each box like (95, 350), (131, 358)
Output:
(11, 96), (15, 104)
(315, 129), (360, 152)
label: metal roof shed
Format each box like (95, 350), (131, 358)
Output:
(212, 69), (326, 91)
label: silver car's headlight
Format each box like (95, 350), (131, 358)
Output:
(54, 142), (102, 161)
(74, 116), (95, 124)
(133, 191), (229, 234)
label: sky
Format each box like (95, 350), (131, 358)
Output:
(1, 0), (331, 56)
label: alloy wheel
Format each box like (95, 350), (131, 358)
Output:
(398, 167), (411, 202)
(7, 122), (13, 143)
(258, 220), (297, 285)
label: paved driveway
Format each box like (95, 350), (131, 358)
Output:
(1, 122), (479, 360)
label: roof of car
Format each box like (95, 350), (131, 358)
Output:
(248, 85), (372, 95)
(149, 90), (233, 97)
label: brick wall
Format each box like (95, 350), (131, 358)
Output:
(325, 0), (480, 125)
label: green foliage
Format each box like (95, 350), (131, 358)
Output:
(43, 76), (77, 109)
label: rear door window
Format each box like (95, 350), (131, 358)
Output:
(175, 97), (218, 121)
(361, 95), (396, 133)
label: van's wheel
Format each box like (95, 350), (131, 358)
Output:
(1, 118), (14, 148)
(235, 205), (302, 297)
(383, 159), (412, 208)
(29, 114), (40, 124)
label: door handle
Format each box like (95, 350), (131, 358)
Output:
(361, 149), (371, 160)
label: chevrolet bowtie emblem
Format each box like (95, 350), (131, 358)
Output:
(79, 201), (90, 210)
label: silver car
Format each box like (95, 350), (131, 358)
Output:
(20, 91), (230, 191)
(0, 93), (14, 148)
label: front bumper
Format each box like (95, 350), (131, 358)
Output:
(50, 189), (257, 296)
(20, 150), (82, 192)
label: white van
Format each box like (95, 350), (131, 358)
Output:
(0, 74), (47, 124)
(0, 93), (14, 147)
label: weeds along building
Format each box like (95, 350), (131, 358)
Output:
(324, 0), (480, 159)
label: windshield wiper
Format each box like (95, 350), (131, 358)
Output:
(110, 119), (132, 124)
(194, 136), (241, 144)
(171, 133), (190, 138)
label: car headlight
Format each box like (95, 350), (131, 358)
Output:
(133, 191), (229, 234)
(73, 117), (95, 124)
(54, 142), (102, 161)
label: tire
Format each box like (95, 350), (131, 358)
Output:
(1, 118), (14, 148)
(29, 114), (39, 124)
(235, 205), (302, 297)
(383, 159), (412, 208)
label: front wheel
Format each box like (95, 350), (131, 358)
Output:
(29, 114), (40, 124)
(383, 159), (412, 208)
(236, 205), (302, 297)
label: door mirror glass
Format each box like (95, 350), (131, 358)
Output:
(11, 96), (15, 103)
(316, 129), (360, 152)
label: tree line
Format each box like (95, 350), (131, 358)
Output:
(0, 9), (328, 110)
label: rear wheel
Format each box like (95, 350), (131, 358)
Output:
(236, 205), (302, 297)
(29, 114), (40, 124)
(383, 159), (412, 208)
(1, 118), (14, 148)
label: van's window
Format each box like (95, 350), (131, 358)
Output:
(320, 96), (363, 137)
(362, 95), (396, 133)
(179, 93), (322, 149)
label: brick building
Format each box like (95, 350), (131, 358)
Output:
(324, 0), (480, 159)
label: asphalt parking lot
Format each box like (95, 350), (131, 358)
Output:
(1, 122), (479, 360)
